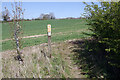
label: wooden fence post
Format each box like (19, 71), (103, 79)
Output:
(47, 24), (51, 58)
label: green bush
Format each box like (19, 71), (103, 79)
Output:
(84, 1), (120, 73)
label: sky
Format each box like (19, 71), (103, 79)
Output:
(2, 2), (100, 19)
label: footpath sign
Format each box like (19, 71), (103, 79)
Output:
(47, 24), (51, 36)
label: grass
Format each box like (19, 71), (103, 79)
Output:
(2, 28), (91, 51)
(2, 19), (91, 51)
(2, 41), (80, 78)
(2, 19), (88, 40)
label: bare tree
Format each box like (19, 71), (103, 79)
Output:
(39, 13), (44, 19)
(49, 12), (55, 19)
(43, 14), (51, 20)
(39, 13), (55, 20)
(8, 2), (25, 61)
(2, 7), (10, 21)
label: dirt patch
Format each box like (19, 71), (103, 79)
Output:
(1, 29), (88, 42)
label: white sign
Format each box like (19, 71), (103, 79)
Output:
(47, 24), (51, 36)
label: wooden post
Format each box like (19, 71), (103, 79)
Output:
(48, 36), (51, 58)
(47, 24), (51, 58)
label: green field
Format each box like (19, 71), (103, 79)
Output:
(2, 19), (91, 51)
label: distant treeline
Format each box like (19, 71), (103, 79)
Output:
(1, 17), (86, 23)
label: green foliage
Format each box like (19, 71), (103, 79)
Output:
(84, 1), (120, 78)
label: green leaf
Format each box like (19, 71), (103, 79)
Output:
(105, 48), (111, 52)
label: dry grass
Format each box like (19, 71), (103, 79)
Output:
(1, 40), (86, 78)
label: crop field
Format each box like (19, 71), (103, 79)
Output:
(2, 19), (91, 51)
